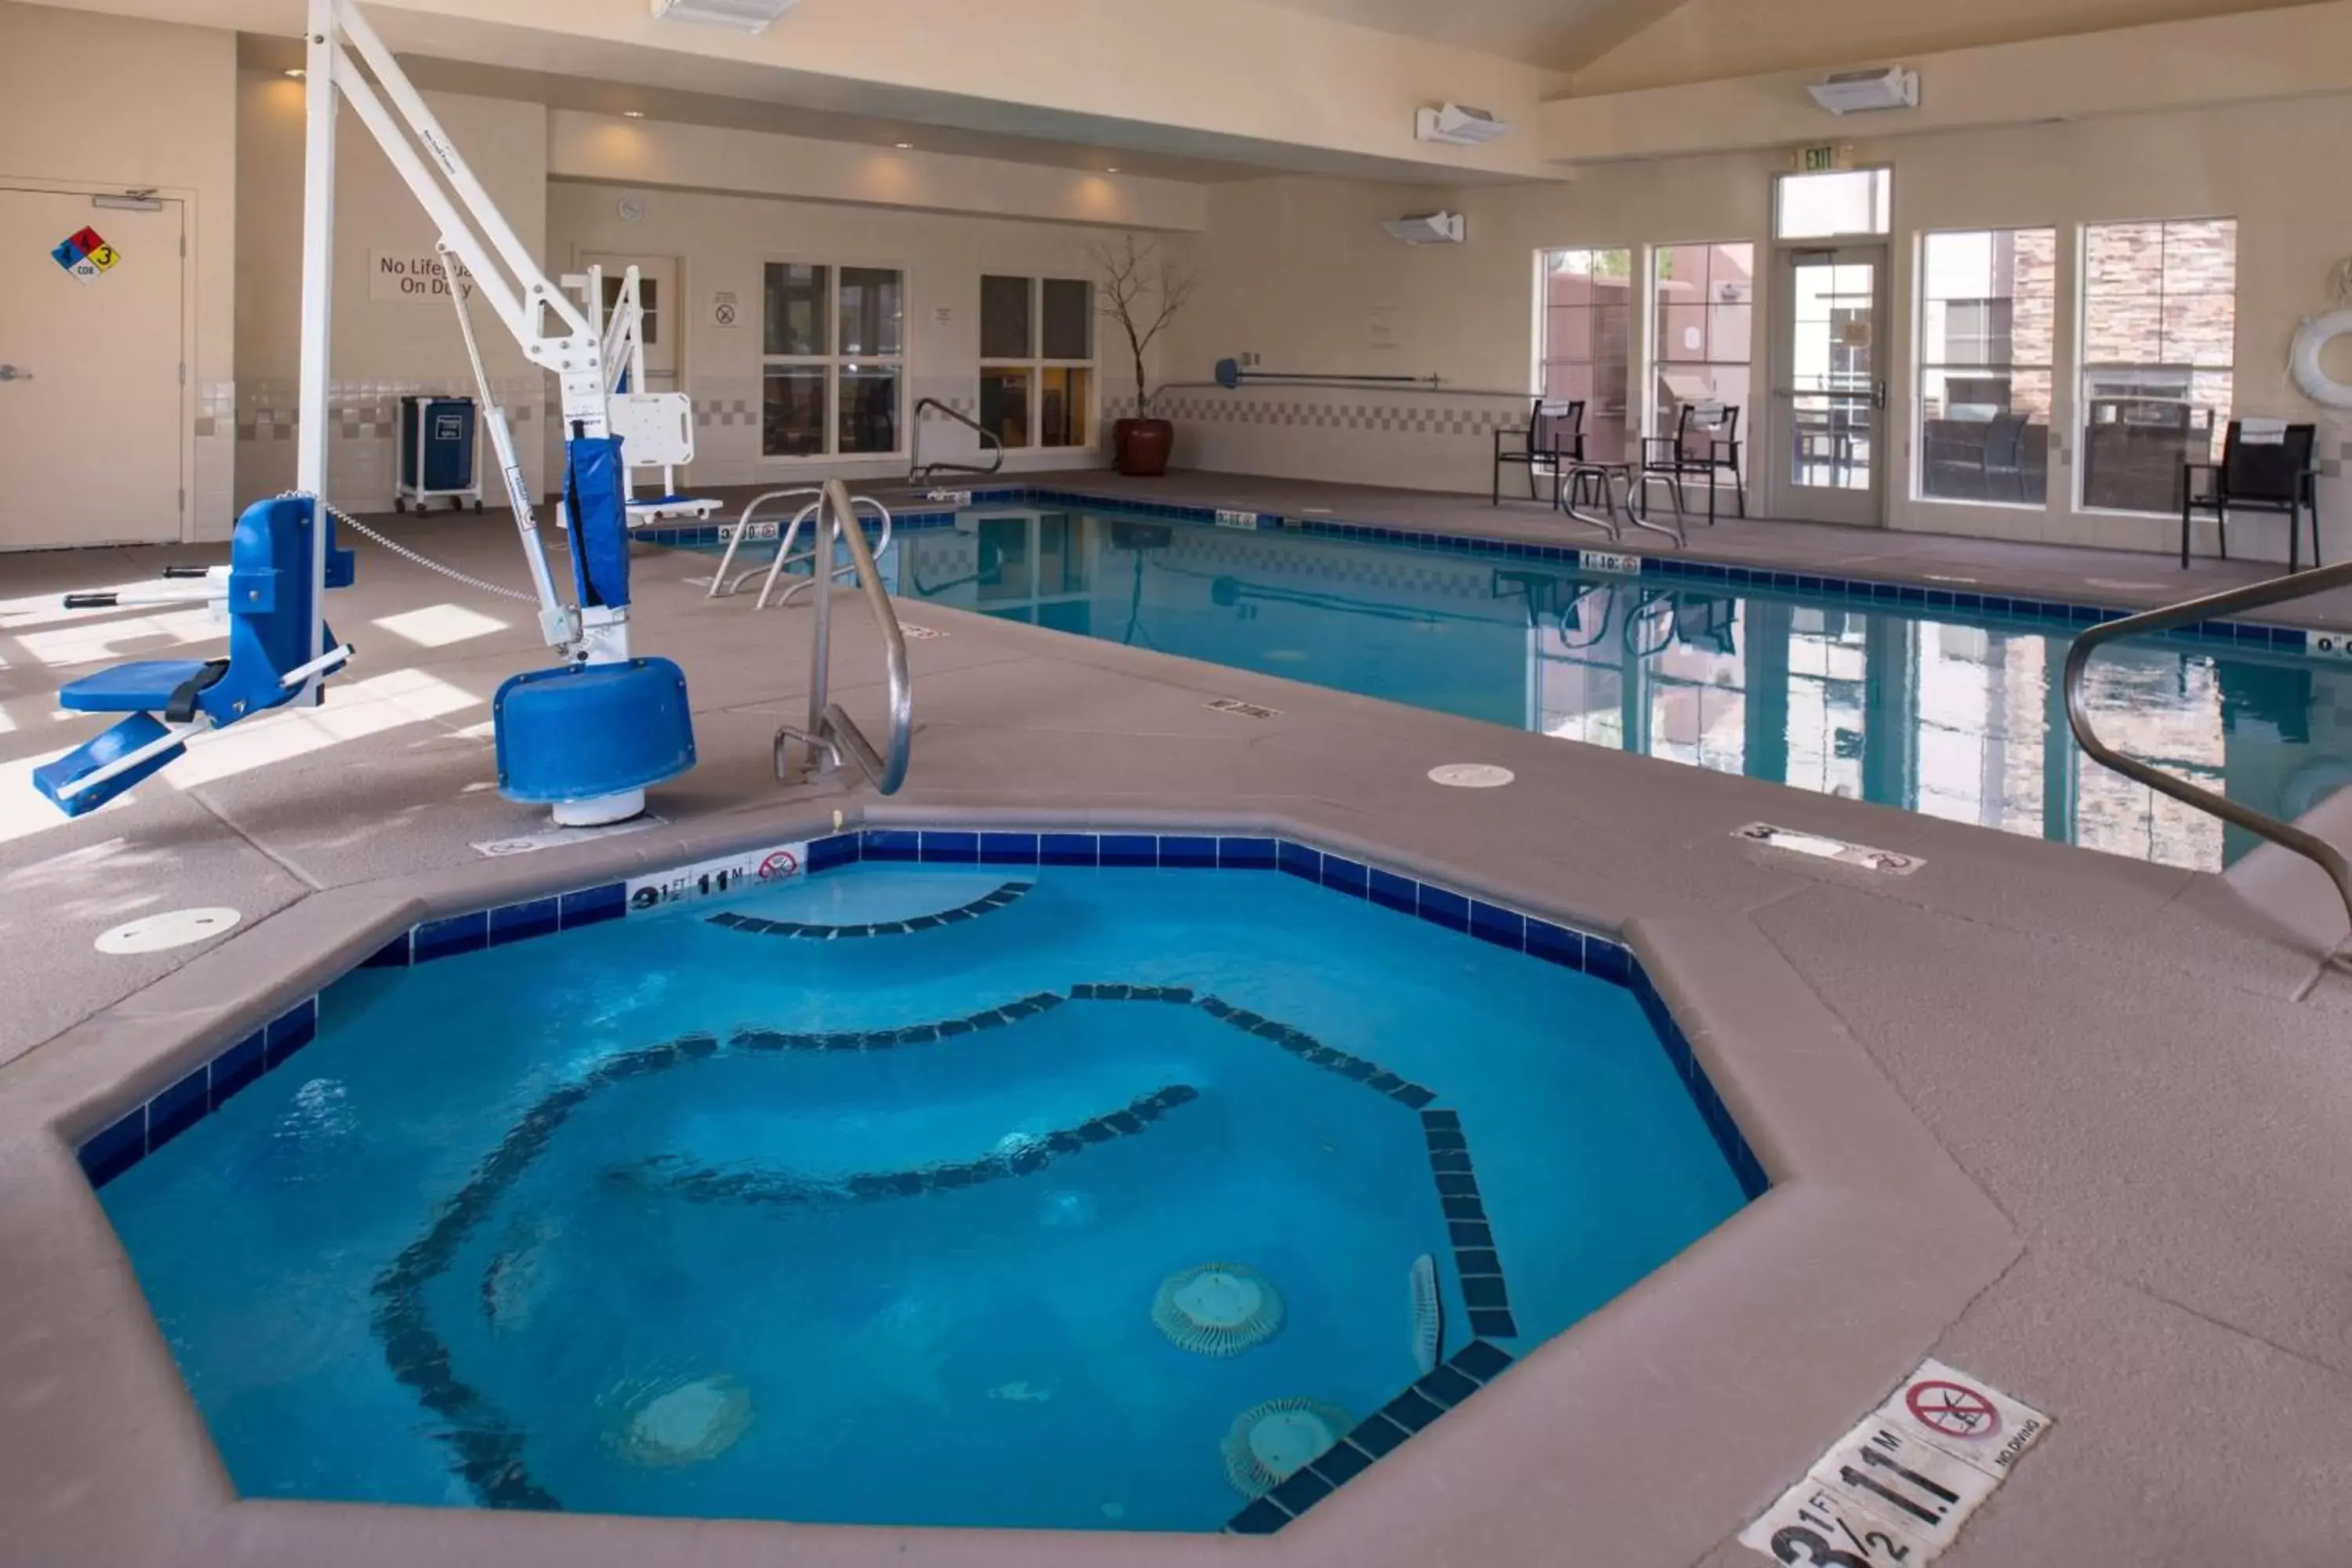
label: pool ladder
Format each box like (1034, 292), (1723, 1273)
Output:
(702, 487), (895, 610)
(2063, 557), (2352, 938)
(772, 480), (913, 796)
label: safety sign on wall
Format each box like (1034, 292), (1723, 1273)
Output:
(710, 290), (742, 328)
(50, 226), (122, 285)
(1740, 1359), (2050, 1565)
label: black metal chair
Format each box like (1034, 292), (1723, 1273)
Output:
(2182, 420), (2322, 572)
(1639, 401), (1745, 524)
(1493, 397), (1584, 505)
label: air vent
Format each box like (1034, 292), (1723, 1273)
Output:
(651, 0), (800, 34)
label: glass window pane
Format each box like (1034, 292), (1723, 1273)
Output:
(837, 267), (903, 357)
(764, 263), (829, 356)
(839, 366), (898, 454)
(1040, 365), (1091, 447)
(1539, 249), (1634, 462)
(981, 366), (1031, 447)
(1775, 170), (1890, 239)
(1042, 279), (1091, 361)
(982, 275), (1033, 360)
(762, 366), (826, 457)
(2081, 219), (2236, 512)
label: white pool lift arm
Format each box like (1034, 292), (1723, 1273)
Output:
(306, 0), (617, 655)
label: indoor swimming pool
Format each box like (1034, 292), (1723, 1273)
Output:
(96, 851), (1748, 1532)
(885, 506), (2352, 872)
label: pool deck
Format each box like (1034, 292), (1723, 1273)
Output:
(2, 469), (2349, 1568)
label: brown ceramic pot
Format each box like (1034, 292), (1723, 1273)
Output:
(1113, 416), (1175, 477)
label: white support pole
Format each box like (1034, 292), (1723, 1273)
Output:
(294, 0), (339, 706)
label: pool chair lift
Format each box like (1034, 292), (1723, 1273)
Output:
(35, 0), (702, 826)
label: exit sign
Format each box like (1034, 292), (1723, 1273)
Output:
(1794, 143), (1853, 172)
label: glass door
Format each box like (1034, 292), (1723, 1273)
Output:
(1769, 245), (1888, 525)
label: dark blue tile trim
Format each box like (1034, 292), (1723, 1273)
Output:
(488, 898), (559, 949)
(412, 911), (487, 964)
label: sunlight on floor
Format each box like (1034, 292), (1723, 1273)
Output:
(12, 608), (222, 670)
(0, 667), (486, 846)
(372, 604), (511, 648)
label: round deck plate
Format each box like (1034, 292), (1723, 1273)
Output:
(96, 907), (241, 955)
(1428, 764), (1515, 789)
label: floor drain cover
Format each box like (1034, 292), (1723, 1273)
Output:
(96, 907), (242, 954)
(1428, 764), (1515, 789)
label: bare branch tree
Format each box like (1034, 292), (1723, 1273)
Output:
(1087, 232), (1197, 416)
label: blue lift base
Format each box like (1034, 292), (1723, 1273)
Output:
(494, 657), (696, 805)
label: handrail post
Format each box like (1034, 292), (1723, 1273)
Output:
(2063, 560), (2352, 942)
(775, 480), (913, 795)
(802, 492), (834, 779)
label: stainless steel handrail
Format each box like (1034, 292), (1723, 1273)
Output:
(2063, 560), (2352, 934)
(703, 486), (821, 599)
(777, 479), (911, 795)
(757, 495), (893, 611)
(909, 397), (1004, 482)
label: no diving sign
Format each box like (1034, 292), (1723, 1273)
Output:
(1740, 1360), (2049, 1565)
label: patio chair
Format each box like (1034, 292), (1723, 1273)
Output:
(2181, 419), (2321, 571)
(1639, 401), (1745, 524)
(1493, 397), (1584, 505)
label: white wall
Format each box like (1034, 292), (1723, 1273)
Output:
(1174, 90), (2352, 564)
(0, 2), (236, 537)
(548, 180), (1168, 488)
(234, 70), (550, 513)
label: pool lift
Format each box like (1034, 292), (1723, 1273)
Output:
(34, 0), (697, 826)
(591, 261), (726, 532)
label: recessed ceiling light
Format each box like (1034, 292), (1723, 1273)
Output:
(285, 67), (306, 79)
(1105, 166), (1122, 173)
(894, 141), (914, 149)
(622, 109), (647, 118)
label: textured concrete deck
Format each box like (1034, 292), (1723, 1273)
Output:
(1, 483), (2348, 1568)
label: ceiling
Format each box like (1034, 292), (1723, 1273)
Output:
(1240, 0), (1692, 71)
(234, 29), (1532, 187)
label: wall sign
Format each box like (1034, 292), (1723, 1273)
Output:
(711, 290), (742, 328)
(50, 226), (122, 285)
(369, 250), (477, 304)
(1794, 143), (1854, 172)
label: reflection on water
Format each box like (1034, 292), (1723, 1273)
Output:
(896, 511), (2352, 871)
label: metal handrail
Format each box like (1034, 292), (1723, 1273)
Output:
(757, 495), (893, 611)
(2063, 560), (2352, 935)
(703, 487), (821, 599)
(909, 397), (1004, 482)
(777, 479), (911, 795)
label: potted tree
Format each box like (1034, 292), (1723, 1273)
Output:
(1090, 233), (1196, 477)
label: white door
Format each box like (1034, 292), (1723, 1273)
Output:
(1768, 244), (1889, 526)
(583, 252), (678, 391)
(0, 188), (185, 549)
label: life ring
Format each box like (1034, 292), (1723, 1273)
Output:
(2289, 310), (2352, 408)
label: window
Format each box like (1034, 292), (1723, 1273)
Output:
(981, 275), (1094, 448)
(2080, 218), (2237, 514)
(600, 275), (659, 349)
(1918, 228), (2056, 505)
(1775, 169), (1890, 240)
(760, 262), (904, 459)
(1652, 241), (1755, 467)
(1537, 249), (1633, 461)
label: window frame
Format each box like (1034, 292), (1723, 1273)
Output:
(2074, 215), (2239, 517)
(1912, 224), (2060, 512)
(1535, 245), (1638, 463)
(1647, 238), (1757, 475)
(758, 256), (909, 464)
(978, 274), (1098, 451)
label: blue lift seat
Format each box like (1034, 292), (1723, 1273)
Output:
(36, 497), (354, 816)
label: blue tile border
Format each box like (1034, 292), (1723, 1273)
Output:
(74, 824), (1769, 1263)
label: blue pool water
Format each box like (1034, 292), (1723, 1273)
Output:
(880, 509), (2352, 871)
(101, 863), (1744, 1530)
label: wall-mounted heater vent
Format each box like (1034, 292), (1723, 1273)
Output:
(651, 0), (801, 34)
(1807, 67), (1918, 115)
(1384, 212), (1466, 245)
(1415, 103), (1509, 145)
